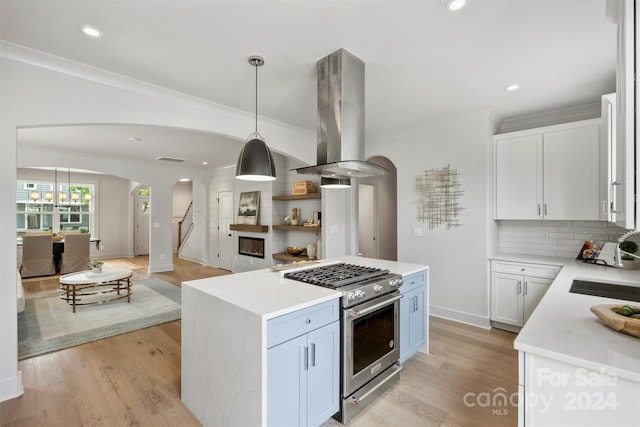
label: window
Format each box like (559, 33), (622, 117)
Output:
(16, 180), (95, 234)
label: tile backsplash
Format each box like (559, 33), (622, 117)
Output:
(497, 220), (638, 259)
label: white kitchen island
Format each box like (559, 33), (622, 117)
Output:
(507, 255), (640, 427)
(181, 256), (428, 427)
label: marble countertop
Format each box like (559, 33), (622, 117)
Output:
(182, 256), (428, 321)
(507, 256), (640, 382)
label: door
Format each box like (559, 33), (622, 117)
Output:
(306, 321), (340, 427)
(134, 192), (149, 255)
(491, 272), (524, 326)
(544, 125), (600, 220)
(358, 184), (379, 258)
(267, 334), (307, 427)
(217, 191), (233, 271)
(523, 277), (552, 324)
(495, 134), (542, 220)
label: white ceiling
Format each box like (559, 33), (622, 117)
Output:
(1, 0), (617, 168)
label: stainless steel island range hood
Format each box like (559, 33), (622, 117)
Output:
(294, 49), (389, 186)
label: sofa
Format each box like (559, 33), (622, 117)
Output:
(17, 270), (25, 313)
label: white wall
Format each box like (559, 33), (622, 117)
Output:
(367, 114), (495, 328)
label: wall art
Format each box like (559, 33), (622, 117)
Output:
(415, 164), (464, 229)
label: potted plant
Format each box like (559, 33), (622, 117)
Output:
(89, 259), (104, 273)
(619, 240), (638, 270)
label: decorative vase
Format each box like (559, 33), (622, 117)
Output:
(316, 238), (322, 259)
(306, 243), (317, 258)
(291, 208), (299, 226)
(92, 266), (102, 273)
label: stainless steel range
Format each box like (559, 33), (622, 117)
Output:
(285, 262), (403, 423)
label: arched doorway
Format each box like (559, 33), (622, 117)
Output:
(358, 156), (397, 261)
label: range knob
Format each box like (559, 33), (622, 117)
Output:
(347, 292), (357, 301)
(389, 278), (403, 287)
(355, 289), (366, 299)
(373, 284), (383, 293)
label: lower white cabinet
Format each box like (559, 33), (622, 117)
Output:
(267, 300), (340, 427)
(400, 270), (428, 364)
(519, 351), (640, 426)
(490, 261), (560, 330)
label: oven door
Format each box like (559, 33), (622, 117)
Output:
(343, 291), (401, 396)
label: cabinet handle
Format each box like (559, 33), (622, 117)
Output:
(517, 281), (522, 294)
(310, 343), (316, 367)
(544, 204), (548, 216)
(524, 281), (528, 295)
(537, 204), (541, 216)
(303, 346), (309, 371)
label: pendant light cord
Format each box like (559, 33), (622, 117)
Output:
(255, 60), (258, 134)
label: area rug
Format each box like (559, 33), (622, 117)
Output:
(18, 278), (181, 360)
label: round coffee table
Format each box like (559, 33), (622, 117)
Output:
(59, 268), (133, 313)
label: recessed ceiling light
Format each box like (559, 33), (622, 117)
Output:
(81, 25), (102, 38)
(202, 161), (208, 165)
(128, 136), (141, 142)
(506, 84), (520, 91)
(446, 0), (468, 11)
(179, 178), (191, 182)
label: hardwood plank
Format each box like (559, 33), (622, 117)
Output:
(1, 256), (519, 427)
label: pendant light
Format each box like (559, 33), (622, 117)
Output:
(235, 55), (276, 181)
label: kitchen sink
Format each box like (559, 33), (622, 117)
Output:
(570, 279), (640, 303)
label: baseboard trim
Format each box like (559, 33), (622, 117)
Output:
(0, 370), (23, 403)
(429, 305), (491, 330)
(178, 254), (204, 265)
(148, 262), (174, 273)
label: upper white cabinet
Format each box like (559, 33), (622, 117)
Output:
(494, 119), (601, 221)
(614, 0), (636, 229)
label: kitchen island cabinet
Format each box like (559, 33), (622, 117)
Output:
(399, 269), (427, 364)
(181, 256), (428, 426)
(504, 255), (640, 426)
(494, 119), (601, 221)
(267, 308), (339, 427)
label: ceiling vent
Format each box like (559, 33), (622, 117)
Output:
(156, 156), (187, 163)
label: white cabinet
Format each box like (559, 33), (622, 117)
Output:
(519, 351), (640, 427)
(267, 299), (340, 427)
(494, 119), (601, 220)
(490, 260), (560, 330)
(399, 270), (427, 364)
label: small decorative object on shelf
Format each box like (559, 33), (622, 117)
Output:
(292, 180), (315, 195)
(89, 259), (103, 273)
(291, 208), (299, 226)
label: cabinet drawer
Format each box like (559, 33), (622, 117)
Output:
(401, 270), (427, 293)
(267, 299), (339, 348)
(491, 261), (560, 279)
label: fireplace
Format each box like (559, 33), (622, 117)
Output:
(238, 236), (265, 259)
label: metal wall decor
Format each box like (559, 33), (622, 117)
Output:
(415, 164), (464, 229)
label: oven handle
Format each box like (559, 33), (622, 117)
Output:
(348, 294), (403, 318)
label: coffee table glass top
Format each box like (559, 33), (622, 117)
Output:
(59, 268), (132, 284)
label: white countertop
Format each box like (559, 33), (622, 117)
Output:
(182, 256), (428, 321)
(506, 256), (640, 382)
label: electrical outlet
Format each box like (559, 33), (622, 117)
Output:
(413, 227), (423, 237)
(160, 254), (165, 260)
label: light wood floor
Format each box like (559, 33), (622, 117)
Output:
(2, 256), (518, 426)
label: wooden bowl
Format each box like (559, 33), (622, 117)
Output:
(286, 246), (304, 256)
(591, 304), (640, 338)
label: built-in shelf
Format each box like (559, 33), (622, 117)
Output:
(229, 224), (269, 233)
(272, 253), (318, 262)
(272, 193), (321, 201)
(272, 225), (320, 232)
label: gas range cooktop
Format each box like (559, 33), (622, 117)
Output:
(284, 262), (403, 307)
(284, 263), (389, 288)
